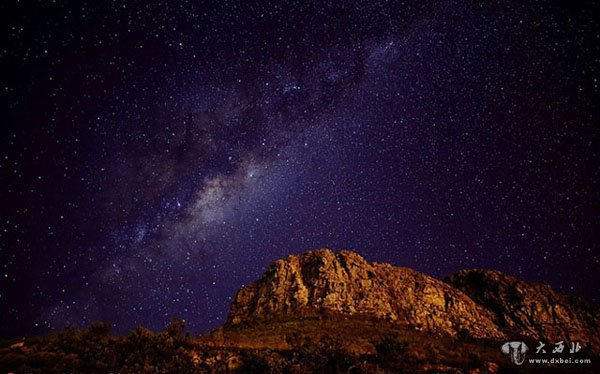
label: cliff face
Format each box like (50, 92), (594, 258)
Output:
(227, 249), (600, 353)
(446, 269), (600, 352)
(227, 249), (505, 340)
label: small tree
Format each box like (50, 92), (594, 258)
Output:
(86, 321), (112, 337)
(163, 316), (186, 339)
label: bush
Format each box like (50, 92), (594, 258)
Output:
(375, 334), (409, 363)
(285, 333), (357, 373)
(163, 316), (186, 339)
(86, 321), (112, 337)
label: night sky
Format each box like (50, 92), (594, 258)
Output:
(1, 0), (599, 337)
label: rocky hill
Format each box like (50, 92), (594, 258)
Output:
(227, 249), (600, 353)
(2, 248), (599, 373)
(446, 269), (600, 353)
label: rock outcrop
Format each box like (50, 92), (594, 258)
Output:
(227, 249), (506, 340)
(227, 249), (600, 353)
(446, 269), (600, 352)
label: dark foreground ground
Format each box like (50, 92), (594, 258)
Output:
(1, 317), (598, 373)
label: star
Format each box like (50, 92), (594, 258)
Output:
(0, 0), (598, 337)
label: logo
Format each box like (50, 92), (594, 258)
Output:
(501, 341), (529, 365)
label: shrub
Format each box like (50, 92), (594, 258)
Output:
(375, 334), (409, 363)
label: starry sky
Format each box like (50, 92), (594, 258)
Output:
(1, 0), (599, 337)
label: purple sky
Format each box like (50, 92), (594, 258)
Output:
(1, 0), (599, 336)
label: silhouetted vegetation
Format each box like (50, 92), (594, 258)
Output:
(375, 333), (409, 366)
(2, 316), (597, 373)
(0, 317), (201, 373)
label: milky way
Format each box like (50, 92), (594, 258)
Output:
(1, 1), (599, 336)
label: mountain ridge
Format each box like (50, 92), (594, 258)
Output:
(226, 248), (600, 353)
(3, 248), (599, 372)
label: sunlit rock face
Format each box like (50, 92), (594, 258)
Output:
(446, 269), (600, 353)
(228, 249), (600, 353)
(227, 249), (506, 340)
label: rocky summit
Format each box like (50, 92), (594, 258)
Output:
(3, 249), (599, 373)
(227, 249), (504, 339)
(446, 269), (600, 353)
(228, 249), (599, 352)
